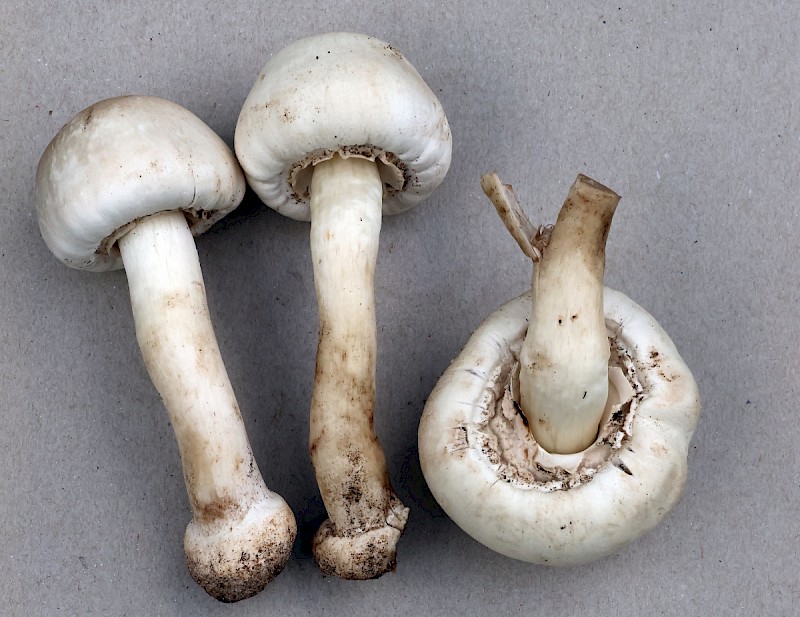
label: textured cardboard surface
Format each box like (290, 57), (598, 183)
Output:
(2, 1), (797, 615)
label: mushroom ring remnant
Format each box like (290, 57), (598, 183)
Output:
(418, 176), (700, 565)
(36, 95), (296, 602)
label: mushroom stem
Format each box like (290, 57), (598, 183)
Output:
(118, 210), (295, 602)
(308, 154), (408, 578)
(520, 175), (620, 454)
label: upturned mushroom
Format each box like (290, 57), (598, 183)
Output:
(36, 95), (296, 602)
(235, 32), (452, 578)
(418, 173), (700, 565)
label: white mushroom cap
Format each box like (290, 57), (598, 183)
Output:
(234, 32), (452, 221)
(37, 95), (245, 272)
(419, 288), (701, 565)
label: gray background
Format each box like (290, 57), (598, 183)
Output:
(2, 1), (797, 615)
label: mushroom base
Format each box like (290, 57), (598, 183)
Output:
(312, 497), (409, 580)
(184, 496), (297, 603)
(419, 288), (700, 565)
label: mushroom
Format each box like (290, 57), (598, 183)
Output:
(235, 32), (452, 578)
(418, 174), (700, 565)
(36, 95), (296, 602)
